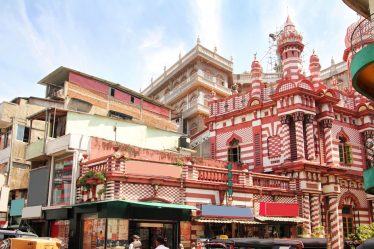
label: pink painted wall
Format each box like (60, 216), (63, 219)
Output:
(69, 72), (109, 94)
(69, 72), (169, 118)
(125, 160), (181, 178)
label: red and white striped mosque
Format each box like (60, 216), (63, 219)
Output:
(203, 16), (374, 249)
(73, 16), (374, 249)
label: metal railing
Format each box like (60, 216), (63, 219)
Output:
(350, 15), (374, 54)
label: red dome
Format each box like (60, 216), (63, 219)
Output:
(309, 50), (319, 64)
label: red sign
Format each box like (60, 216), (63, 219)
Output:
(259, 202), (299, 217)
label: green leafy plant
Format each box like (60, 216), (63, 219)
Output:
(349, 223), (374, 241)
(311, 225), (325, 238)
(97, 184), (107, 198)
(175, 159), (184, 166)
(79, 170), (106, 191)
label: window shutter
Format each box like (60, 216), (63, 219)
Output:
(339, 144), (344, 163)
(346, 145), (353, 164)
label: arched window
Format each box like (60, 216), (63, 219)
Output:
(228, 139), (241, 162)
(342, 206), (354, 238)
(339, 136), (352, 164)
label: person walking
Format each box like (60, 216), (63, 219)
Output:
(129, 235), (142, 249)
(154, 237), (169, 249)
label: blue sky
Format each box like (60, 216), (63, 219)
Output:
(0, 0), (359, 101)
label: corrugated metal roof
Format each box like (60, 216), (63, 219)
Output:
(195, 217), (261, 224)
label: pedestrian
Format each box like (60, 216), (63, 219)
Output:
(129, 235), (142, 249)
(154, 236), (169, 249)
(191, 242), (196, 249)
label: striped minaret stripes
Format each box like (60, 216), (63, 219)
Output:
(321, 119), (333, 164)
(302, 193), (311, 236)
(280, 115), (291, 161)
(310, 194), (322, 232)
(329, 196), (341, 249)
(293, 112), (305, 159)
(309, 50), (321, 90)
(305, 115), (316, 160)
(250, 55), (262, 100)
(277, 16), (304, 81)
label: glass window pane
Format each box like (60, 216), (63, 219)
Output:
(16, 124), (25, 141)
(51, 155), (73, 205)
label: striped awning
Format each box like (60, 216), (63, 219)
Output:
(255, 216), (307, 223)
(195, 217), (261, 224)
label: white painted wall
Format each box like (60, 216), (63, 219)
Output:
(65, 112), (180, 150)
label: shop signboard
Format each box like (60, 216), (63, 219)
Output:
(201, 204), (253, 218)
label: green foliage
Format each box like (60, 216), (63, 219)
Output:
(79, 170), (106, 191)
(175, 159), (184, 166)
(97, 184), (107, 198)
(349, 223), (374, 241)
(311, 225), (325, 238)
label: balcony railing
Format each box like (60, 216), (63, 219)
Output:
(350, 16), (374, 54)
(252, 175), (290, 190)
(159, 72), (232, 104)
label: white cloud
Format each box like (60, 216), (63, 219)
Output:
(190, 0), (223, 49)
(137, 27), (186, 90)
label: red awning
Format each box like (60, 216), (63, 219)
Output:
(259, 202), (299, 217)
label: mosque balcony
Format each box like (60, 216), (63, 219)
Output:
(159, 71), (231, 104)
(349, 14), (374, 101)
(364, 167), (374, 194)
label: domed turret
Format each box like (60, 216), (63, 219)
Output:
(249, 54), (262, 100)
(277, 16), (304, 55)
(277, 16), (304, 81)
(309, 50), (321, 90)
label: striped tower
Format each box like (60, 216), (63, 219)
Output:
(309, 50), (321, 90)
(277, 15), (304, 81)
(305, 115), (316, 160)
(280, 115), (291, 161)
(310, 194), (322, 233)
(321, 119), (333, 164)
(302, 193), (311, 236)
(328, 196), (342, 249)
(249, 54), (262, 99)
(293, 112), (305, 159)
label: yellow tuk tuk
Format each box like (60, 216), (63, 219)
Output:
(8, 237), (62, 249)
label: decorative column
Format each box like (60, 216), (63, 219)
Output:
(328, 195), (342, 249)
(249, 54), (262, 100)
(310, 194), (322, 232)
(363, 130), (374, 168)
(321, 119), (333, 164)
(293, 112), (305, 159)
(280, 115), (291, 161)
(305, 115), (316, 160)
(302, 193), (311, 237)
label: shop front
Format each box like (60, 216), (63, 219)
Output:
(194, 204), (257, 239)
(255, 202), (304, 238)
(70, 200), (196, 249)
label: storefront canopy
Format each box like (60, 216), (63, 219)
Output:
(75, 200), (197, 210)
(201, 204), (254, 218)
(73, 200), (197, 221)
(195, 217), (261, 224)
(255, 216), (307, 223)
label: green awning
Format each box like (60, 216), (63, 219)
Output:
(123, 200), (198, 210)
(74, 199), (197, 210)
